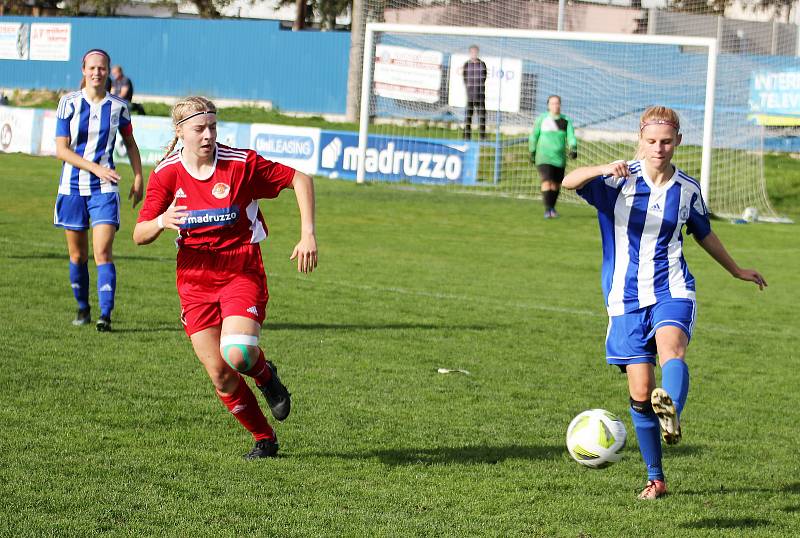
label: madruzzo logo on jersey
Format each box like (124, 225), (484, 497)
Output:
(180, 206), (240, 229)
(317, 131), (479, 184)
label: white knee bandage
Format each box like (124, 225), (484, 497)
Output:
(220, 334), (259, 371)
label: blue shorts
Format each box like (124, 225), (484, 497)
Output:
(605, 298), (696, 369)
(54, 192), (121, 231)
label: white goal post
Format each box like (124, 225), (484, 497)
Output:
(357, 24), (719, 203)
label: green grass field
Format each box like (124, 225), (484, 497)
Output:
(1, 152), (799, 537)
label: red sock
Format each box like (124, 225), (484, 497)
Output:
(217, 375), (275, 441)
(244, 348), (273, 387)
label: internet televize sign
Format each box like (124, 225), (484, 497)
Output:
(317, 131), (479, 185)
(750, 70), (800, 116)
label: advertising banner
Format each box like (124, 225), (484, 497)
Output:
(374, 45), (443, 104)
(29, 23), (70, 61)
(0, 106), (36, 154)
(317, 130), (480, 185)
(250, 123), (320, 175)
(38, 109), (57, 155)
(0, 22), (29, 60)
(112, 116), (246, 165)
(749, 70), (800, 126)
(448, 54), (523, 113)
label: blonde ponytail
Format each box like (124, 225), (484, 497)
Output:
(158, 136), (179, 165)
(157, 96), (217, 164)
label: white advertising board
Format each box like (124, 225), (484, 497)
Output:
(448, 54), (523, 113)
(0, 106), (36, 154)
(249, 123), (320, 175)
(0, 22), (29, 60)
(30, 23), (71, 61)
(374, 45), (443, 104)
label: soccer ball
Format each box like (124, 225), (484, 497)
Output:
(742, 207), (759, 223)
(566, 409), (627, 469)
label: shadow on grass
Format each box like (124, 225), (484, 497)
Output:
(679, 517), (771, 530)
(4, 253), (174, 262)
(316, 444), (564, 466)
(111, 326), (184, 333)
(266, 322), (499, 331)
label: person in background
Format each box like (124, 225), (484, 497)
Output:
(529, 95), (577, 219)
(462, 45), (487, 141)
(111, 65), (146, 115)
(55, 49), (144, 331)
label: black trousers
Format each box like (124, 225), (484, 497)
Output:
(464, 99), (486, 140)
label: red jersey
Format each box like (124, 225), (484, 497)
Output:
(138, 144), (296, 250)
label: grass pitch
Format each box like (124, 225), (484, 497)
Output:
(1, 153), (798, 537)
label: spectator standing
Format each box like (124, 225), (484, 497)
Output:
(111, 65), (146, 115)
(462, 45), (487, 140)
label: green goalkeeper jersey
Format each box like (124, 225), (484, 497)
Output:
(528, 113), (577, 169)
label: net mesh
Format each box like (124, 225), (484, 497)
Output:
(351, 1), (798, 221)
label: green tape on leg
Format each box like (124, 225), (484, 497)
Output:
(222, 343), (253, 372)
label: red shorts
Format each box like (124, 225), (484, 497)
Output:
(176, 243), (268, 336)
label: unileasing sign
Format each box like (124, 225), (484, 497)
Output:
(317, 131), (479, 185)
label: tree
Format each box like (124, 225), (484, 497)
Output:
(279, 0), (352, 30)
(669, 0), (796, 20)
(155, 0), (234, 18)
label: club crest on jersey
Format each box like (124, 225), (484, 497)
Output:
(679, 205), (690, 220)
(212, 182), (230, 199)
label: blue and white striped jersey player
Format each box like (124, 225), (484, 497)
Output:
(563, 106), (767, 500)
(54, 49), (144, 331)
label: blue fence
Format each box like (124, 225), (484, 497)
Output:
(0, 16), (350, 114)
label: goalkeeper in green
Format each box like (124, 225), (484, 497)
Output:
(528, 95), (577, 218)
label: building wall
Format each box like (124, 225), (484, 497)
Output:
(0, 16), (350, 114)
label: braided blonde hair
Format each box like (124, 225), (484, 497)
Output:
(158, 96), (217, 164)
(635, 106), (681, 160)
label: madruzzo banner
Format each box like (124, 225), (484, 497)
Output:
(317, 131), (480, 185)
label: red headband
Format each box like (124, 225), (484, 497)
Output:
(640, 120), (679, 132)
(82, 49), (110, 63)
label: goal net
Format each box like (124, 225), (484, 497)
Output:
(354, 22), (785, 221)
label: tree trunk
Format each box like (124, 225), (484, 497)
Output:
(293, 0), (306, 31)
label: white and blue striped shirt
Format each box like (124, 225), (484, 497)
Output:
(577, 160), (712, 316)
(56, 89), (131, 196)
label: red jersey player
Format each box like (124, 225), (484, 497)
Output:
(133, 97), (317, 459)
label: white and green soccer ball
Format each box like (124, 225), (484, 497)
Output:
(566, 409), (627, 469)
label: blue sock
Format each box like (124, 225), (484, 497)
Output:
(630, 403), (664, 481)
(69, 261), (90, 310)
(97, 263), (117, 318)
(662, 358), (690, 415)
